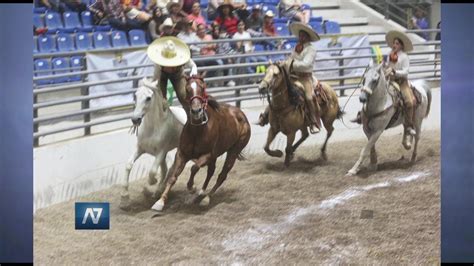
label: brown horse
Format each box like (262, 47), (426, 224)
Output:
(258, 62), (343, 166)
(151, 75), (251, 211)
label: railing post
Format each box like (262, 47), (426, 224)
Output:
(33, 93), (39, 147)
(235, 89), (241, 108)
(339, 58), (345, 97)
(81, 86), (91, 136)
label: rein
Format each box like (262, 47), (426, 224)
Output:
(187, 75), (210, 126)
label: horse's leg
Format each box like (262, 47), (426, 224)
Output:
(155, 157), (169, 196)
(284, 131), (296, 167)
(201, 151), (239, 206)
(187, 164), (200, 194)
(368, 146), (378, 172)
(144, 151), (166, 198)
(411, 113), (423, 164)
(320, 113), (335, 161)
(120, 149), (142, 210)
(292, 127), (309, 152)
(264, 126), (283, 157)
(347, 130), (384, 176)
(191, 159), (217, 205)
(152, 151), (188, 211)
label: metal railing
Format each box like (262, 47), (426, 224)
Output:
(33, 29), (441, 146)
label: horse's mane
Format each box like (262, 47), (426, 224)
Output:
(207, 95), (220, 111)
(277, 62), (303, 107)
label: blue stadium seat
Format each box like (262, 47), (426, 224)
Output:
(263, 0), (278, 5)
(80, 11), (93, 30)
(275, 23), (289, 36)
(282, 41), (296, 50)
(34, 59), (54, 85)
(34, 7), (47, 13)
(254, 44), (265, 52)
(57, 33), (75, 52)
(63, 11), (81, 31)
(324, 21), (341, 34)
(52, 57), (71, 84)
(33, 36), (39, 54)
(44, 12), (64, 31)
(310, 21), (323, 34)
(111, 31), (129, 48)
(309, 16), (323, 22)
(69, 56), (84, 82)
(93, 32), (112, 49)
(273, 18), (288, 24)
(75, 32), (93, 50)
(129, 29), (147, 46)
(262, 4), (278, 16)
(38, 35), (57, 53)
(94, 25), (112, 31)
(247, 0), (254, 5)
(200, 0), (208, 8)
(33, 14), (45, 28)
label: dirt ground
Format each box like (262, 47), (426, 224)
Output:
(34, 130), (440, 265)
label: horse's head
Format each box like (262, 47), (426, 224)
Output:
(132, 78), (159, 126)
(258, 62), (285, 96)
(185, 74), (210, 125)
(359, 64), (386, 104)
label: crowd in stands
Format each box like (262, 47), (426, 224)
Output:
(34, 0), (341, 86)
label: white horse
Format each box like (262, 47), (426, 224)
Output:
(347, 64), (432, 176)
(120, 78), (187, 209)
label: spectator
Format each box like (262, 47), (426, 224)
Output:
(195, 23), (220, 77)
(38, 0), (87, 12)
(232, 0), (249, 20)
(187, 2), (207, 31)
(159, 17), (177, 36)
(280, 0), (310, 24)
(245, 4), (263, 37)
(262, 10), (280, 50)
(148, 6), (168, 40)
(145, 0), (172, 15)
(208, 0), (224, 21)
(122, 0), (152, 23)
(411, 7), (429, 40)
(233, 20), (267, 75)
(89, 0), (148, 31)
(211, 24), (236, 86)
(167, 0), (186, 24)
(214, 0), (239, 36)
(176, 20), (201, 56)
(181, 0), (197, 15)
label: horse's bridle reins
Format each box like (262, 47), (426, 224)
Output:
(261, 64), (293, 113)
(187, 75), (209, 126)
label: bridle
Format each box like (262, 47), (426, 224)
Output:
(187, 75), (209, 126)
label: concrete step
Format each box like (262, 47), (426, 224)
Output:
(340, 25), (386, 34)
(337, 17), (369, 26)
(310, 0), (340, 10)
(312, 9), (356, 19)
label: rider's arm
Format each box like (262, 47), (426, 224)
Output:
(153, 64), (162, 82)
(394, 53), (409, 79)
(185, 59), (198, 76)
(292, 46), (316, 73)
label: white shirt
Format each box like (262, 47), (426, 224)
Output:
(386, 50), (409, 79)
(288, 42), (316, 73)
(232, 31), (253, 53)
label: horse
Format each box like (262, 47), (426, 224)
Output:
(258, 61), (343, 166)
(119, 78), (187, 210)
(346, 64), (432, 176)
(151, 75), (251, 211)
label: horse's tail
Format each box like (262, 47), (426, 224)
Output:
(425, 86), (432, 118)
(237, 152), (246, 161)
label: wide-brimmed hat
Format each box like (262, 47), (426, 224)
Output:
(159, 17), (174, 32)
(217, 0), (234, 14)
(385, 30), (413, 52)
(264, 10), (274, 17)
(147, 36), (191, 67)
(289, 22), (320, 42)
(166, 0), (181, 11)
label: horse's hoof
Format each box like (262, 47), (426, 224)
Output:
(187, 186), (197, 194)
(119, 195), (131, 210)
(199, 196), (210, 207)
(346, 169), (357, 176)
(151, 199), (165, 212)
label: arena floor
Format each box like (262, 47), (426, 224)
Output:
(34, 130), (440, 264)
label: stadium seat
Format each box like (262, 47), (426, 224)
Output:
(52, 57), (71, 84)
(93, 32), (112, 49)
(273, 18), (288, 24)
(33, 14), (45, 28)
(80, 11), (93, 30)
(200, 0), (208, 8)
(34, 58), (54, 85)
(111, 30), (129, 48)
(38, 35), (57, 53)
(63, 11), (81, 31)
(275, 23), (289, 36)
(254, 44), (265, 52)
(262, 4), (278, 16)
(94, 25), (112, 31)
(282, 41), (296, 50)
(309, 21), (323, 34)
(75, 32), (93, 50)
(309, 16), (323, 22)
(44, 12), (63, 31)
(263, 0), (279, 5)
(129, 29), (147, 46)
(33, 7), (47, 14)
(33, 36), (39, 54)
(57, 33), (75, 52)
(324, 21), (341, 34)
(69, 56), (84, 82)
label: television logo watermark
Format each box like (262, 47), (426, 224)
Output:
(75, 202), (110, 230)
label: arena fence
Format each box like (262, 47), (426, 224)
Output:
(33, 29), (440, 146)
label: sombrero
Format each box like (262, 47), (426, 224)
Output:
(289, 22), (320, 42)
(217, 0), (234, 14)
(147, 36), (191, 67)
(166, 0), (181, 11)
(385, 30), (413, 52)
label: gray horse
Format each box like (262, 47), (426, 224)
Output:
(347, 64), (432, 176)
